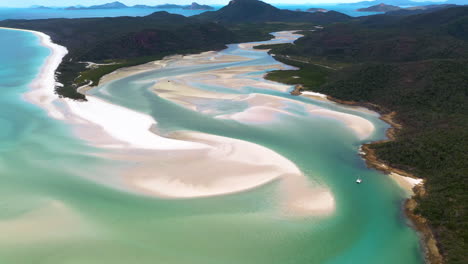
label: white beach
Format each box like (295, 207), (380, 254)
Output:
(301, 91), (328, 99)
(9, 27), (208, 151)
(0, 27), (70, 120)
(389, 172), (424, 195)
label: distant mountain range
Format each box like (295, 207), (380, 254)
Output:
(65, 1), (126, 9)
(385, 3), (459, 15)
(195, 0), (350, 23)
(357, 3), (402, 12)
(340, 0), (467, 6)
(306, 8), (329, 13)
(62, 1), (214, 11)
(356, 2), (459, 14)
(31, 5), (53, 9)
(35, 0), (467, 12)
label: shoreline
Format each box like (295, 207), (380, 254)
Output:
(360, 140), (442, 264)
(300, 92), (443, 264)
(0, 27), (69, 118)
(284, 48), (441, 263)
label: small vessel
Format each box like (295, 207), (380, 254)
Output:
(356, 177), (363, 184)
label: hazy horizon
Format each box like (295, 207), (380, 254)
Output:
(1, 0), (447, 8)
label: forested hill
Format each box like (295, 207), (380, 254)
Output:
(0, 12), (232, 61)
(259, 7), (468, 264)
(265, 6), (468, 63)
(195, 0), (351, 23)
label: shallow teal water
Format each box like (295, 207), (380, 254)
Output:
(0, 28), (423, 264)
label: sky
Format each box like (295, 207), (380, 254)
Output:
(0, 0), (446, 8)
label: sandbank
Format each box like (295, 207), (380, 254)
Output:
(152, 75), (375, 139)
(98, 51), (249, 87)
(124, 131), (335, 216)
(4, 28), (208, 152)
(309, 109), (375, 140)
(64, 96), (209, 150)
(16, 28), (335, 217)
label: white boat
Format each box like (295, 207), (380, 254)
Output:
(356, 178), (363, 184)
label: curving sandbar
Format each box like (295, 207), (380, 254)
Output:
(63, 96), (336, 216)
(127, 31), (377, 140)
(122, 131), (335, 216)
(21, 29), (338, 217)
(151, 75), (375, 140)
(65, 96), (208, 150)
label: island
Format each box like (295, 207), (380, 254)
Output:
(153, 4), (182, 9)
(32, 5), (53, 9)
(62, 1), (215, 11)
(340, 0), (444, 6)
(182, 2), (215, 10)
(357, 3), (402, 12)
(306, 8), (329, 12)
(66, 1), (128, 10)
(387, 4), (458, 15)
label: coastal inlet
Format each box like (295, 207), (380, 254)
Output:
(0, 28), (424, 264)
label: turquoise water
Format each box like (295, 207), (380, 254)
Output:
(0, 5), (381, 20)
(0, 28), (423, 263)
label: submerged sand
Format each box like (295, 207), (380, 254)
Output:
(147, 64), (375, 140)
(19, 29), (337, 217)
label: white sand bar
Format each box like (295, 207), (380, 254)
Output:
(65, 97), (207, 150)
(125, 131), (335, 216)
(309, 109), (375, 140)
(19, 29), (342, 217)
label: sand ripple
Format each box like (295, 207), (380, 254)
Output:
(23, 29), (337, 217)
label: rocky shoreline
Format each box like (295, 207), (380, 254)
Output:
(291, 85), (443, 264)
